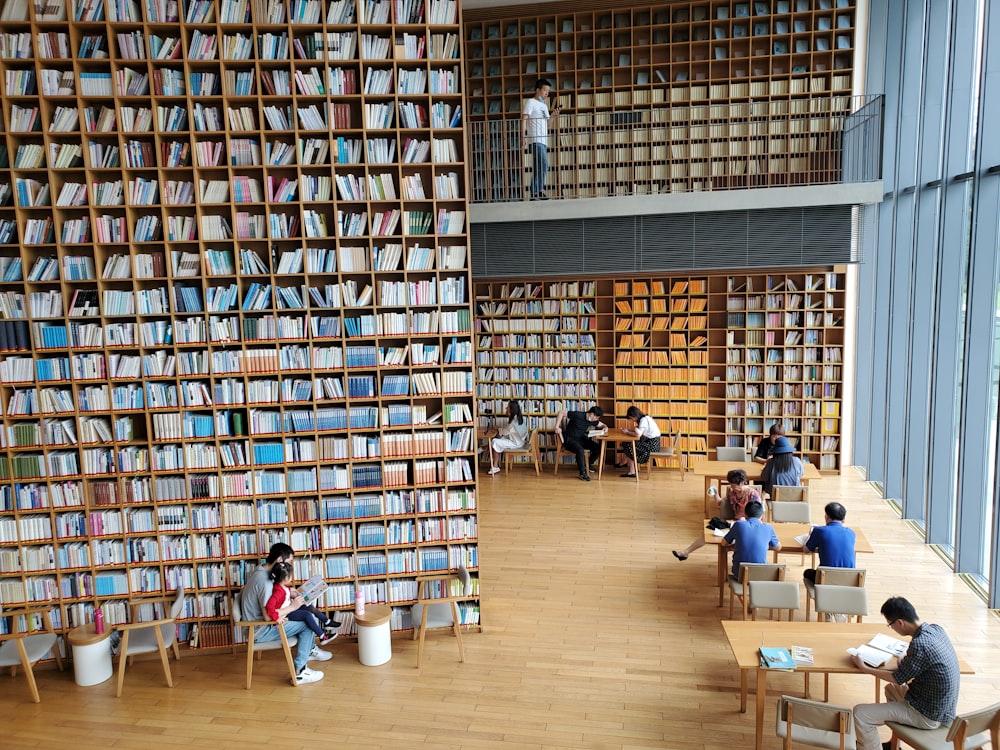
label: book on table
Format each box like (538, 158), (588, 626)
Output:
(296, 574), (329, 605)
(847, 633), (908, 667)
(791, 645), (814, 666)
(759, 646), (796, 671)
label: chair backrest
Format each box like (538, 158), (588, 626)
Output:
(748, 580), (800, 617)
(816, 567), (866, 587)
(716, 446), (749, 462)
(527, 429), (539, 453)
(771, 501), (812, 523)
(945, 701), (1000, 745)
(776, 695), (855, 750)
(773, 485), (808, 502)
(457, 564), (472, 596)
(739, 562), (785, 584)
(232, 592), (245, 624)
(814, 584), (868, 618)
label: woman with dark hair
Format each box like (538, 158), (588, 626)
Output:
(759, 435), (803, 496)
(671, 468), (761, 561)
(615, 405), (661, 478)
(488, 400), (528, 474)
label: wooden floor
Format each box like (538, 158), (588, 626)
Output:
(3, 467), (999, 750)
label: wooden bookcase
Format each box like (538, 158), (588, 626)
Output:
(463, 0), (856, 198)
(0, 0), (479, 647)
(474, 268), (844, 472)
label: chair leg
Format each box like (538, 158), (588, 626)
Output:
(450, 602), (465, 663)
(15, 639), (40, 703)
(533, 449), (540, 475)
(115, 630), (131, 698)
(154, 627), (173, 688)
(245, 629), (255, 689)
(504, 454), (509, 475)
(416, 606), (429, 668)
(279, 632), (297, 686)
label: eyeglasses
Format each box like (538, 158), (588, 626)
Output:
(886, 618), (898, 629)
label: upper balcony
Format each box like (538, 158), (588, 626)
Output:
(468, 93), (884, 224)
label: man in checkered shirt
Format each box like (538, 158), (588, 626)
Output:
(851, 596), (960, 750)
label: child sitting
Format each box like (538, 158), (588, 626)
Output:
(265, 562), (339, 645)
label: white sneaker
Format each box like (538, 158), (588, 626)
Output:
(487, 466), (501, 475)
(294, 667), (324, 685)
(309, 646), (333, 662)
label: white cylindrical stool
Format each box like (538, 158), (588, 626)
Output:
(355, 604), (392, 666)
(67, 623), (113, 686)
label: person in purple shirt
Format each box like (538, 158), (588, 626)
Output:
(723, 500), (780, 577)
(802, 502), (856, 583)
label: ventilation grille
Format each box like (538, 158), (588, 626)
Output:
(471, 205), (858, 277)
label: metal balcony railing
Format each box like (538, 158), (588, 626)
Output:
(468, 93), (883, 204)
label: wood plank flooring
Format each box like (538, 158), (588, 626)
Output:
(3, 467), (998, 749)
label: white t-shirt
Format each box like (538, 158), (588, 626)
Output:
(522, 97), (550, 144)
(635, 415), (662, 440)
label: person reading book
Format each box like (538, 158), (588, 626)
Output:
(240, 542), (333, 685)
(721, 500), (780, 577)
(265, 562), (338, 646)
(488, 399), (529, 475)
(851, 597), (960, 750)
(614, 405), (661, 478)
(672, 469), (761, 560)
(753, 423), (785, 464)
(554, 406), (606, 482)
(802, 502), (856, 585)
(758, 435), (802, 497)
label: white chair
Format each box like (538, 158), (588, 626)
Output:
(773, 485), (809, 503)
(0, 604), (63, 703)
(232, 591), (298, 688)
(716, 446), (749, 462)
(813, 584), (868, 624)
(771, 501), (812, 523)
(748, 580), (800, 621)
(411, 564), (473, 668)
(645, 429), (686, 480)
(115, 586), (185, 697)
(887, 700), (1000, 750)
(805, 567), (866, 620)
(504, 429), (541, 475)
(729, 563), (785, 619)
(776, 695), (857, 750)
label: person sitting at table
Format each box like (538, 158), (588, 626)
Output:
(851, 596), (960, 750)
(488, 399), (529, 475)
(614, 405), (661, 478)
(758, 435), (802, 497)
(554, 405), (606, 482)
(672, 469), (761, 561)
(722, 500), (780, 577)
(752, 423), (785, 464)
(802, 502), (856, 583)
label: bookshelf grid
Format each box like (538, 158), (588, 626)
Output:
(474, 269), (845, 472)
(0, 0), (479, 650)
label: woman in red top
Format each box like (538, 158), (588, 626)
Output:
(672, 469), (762, 561)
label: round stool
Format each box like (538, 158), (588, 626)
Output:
(354, 604), (392, 666)
(67, 623), (113, 686)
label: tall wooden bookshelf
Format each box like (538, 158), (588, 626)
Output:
(463, 0), (856, 198)
(0, 0), (479, 648)
(474, 268), (845, 472)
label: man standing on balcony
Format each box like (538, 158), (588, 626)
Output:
(523, 78), (561, 200)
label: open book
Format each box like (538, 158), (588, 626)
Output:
(848, 633), (908, 667)
(296, 574), (329, 605)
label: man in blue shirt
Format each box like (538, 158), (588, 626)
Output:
(802, 501), (857, 582)
(723, 500), (780, 577)
(852, 597), (960, 750)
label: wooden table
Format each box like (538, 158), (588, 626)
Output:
(67, 623), (113, 686)
(705, 522), (874, 606)
(722, 620), (974, 750)
(693, 460), (823, 495)
(595, 428), (637, 482)
(477, 428), (497, 465)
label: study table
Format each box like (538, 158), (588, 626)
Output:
(721, 620), (974, 750)
(595, 428), (638, 482)
(704, 522), (874, 606)
(693, 460), (823, 496)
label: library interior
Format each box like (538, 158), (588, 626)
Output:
(0, 0), (998, 748)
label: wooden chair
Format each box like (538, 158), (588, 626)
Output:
(888, 700), (1000, 750)
(232, 591), (298, 688)
(644, 429), (686, 480)
(553, 424), (597, 476)
(504, 429), (540, 475)
(748, 580), (800, 621)
(728, 563), (785, 619)
(412, 564), (473, 668)
(776, 695), (856, 750)
(115, 585), (185, 697)
(716, 446), (749, 462)
(772, 485), (809, 503)
(0, 604), (63, 703)
(805, 567), (866, 620)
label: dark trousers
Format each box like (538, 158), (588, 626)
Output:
(287, 606), (327, 636)
(563, 435), (600, 475)
(803, 568), (817, 583)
